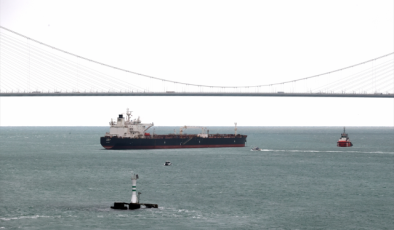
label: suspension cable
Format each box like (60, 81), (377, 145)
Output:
(1, 26), (393, 89)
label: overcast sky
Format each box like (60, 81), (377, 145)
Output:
(0, 0), (393, 126)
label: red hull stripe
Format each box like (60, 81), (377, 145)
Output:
(103, 144), (245, 150)
(337, 141), (352, 147)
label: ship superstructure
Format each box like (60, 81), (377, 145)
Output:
(106, 109), (153, 139)
(101, 109), (247, 150)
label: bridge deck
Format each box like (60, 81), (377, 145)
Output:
(1, 92), (393, 98)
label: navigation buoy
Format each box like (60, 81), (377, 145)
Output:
(111, 171), (158, 210)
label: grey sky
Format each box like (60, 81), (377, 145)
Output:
(0, 0), (393, 126)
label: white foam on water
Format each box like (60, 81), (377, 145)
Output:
(255, 148), (394, 155)
(365, 151), (394, 154)
(0, 215), (58, 221)
(257, 149), (364, 153)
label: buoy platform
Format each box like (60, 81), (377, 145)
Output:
(111, 202), (158, 210)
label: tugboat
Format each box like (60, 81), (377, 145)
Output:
(251, 147), (262, 151)
(337, 127), (353, 147)
(164, 161), (171, 166)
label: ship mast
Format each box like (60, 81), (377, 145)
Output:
(126, 108), (132, 122)
(234, 122), (237, 135)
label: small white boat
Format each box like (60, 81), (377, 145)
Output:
(251, 147), (262, 151)
(164, 161), (171, 166)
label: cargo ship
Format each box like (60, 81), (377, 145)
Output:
(100, 109), (247, 149)
(337, 127), (353, 147)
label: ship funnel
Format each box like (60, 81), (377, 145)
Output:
(117, 114), (125, 126)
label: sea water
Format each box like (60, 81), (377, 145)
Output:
(0, 126), (393, 229)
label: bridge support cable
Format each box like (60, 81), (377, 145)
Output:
(352, 66), (394, 93)
(313, 59), (394, 94)
(0, 26), (393, 96)
(3, 31), (150, 92)
(342, 61), (393, 93)
(0, 29), (149, 93)
(0, 37), (82, 91)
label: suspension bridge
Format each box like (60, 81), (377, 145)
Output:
(0, 26), (393, 98)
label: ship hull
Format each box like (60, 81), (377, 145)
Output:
(101, 136), (247, 150)
(337, 141), (353, 147)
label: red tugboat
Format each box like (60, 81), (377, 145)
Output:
(337, 127), (353, 147)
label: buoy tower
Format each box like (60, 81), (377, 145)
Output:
(131, 172), (138, 203)
(128, 172), (141, 209)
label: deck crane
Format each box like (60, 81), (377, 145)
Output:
(179, 126), (209, 138)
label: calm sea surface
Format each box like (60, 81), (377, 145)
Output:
(1, 126), (393, 230)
